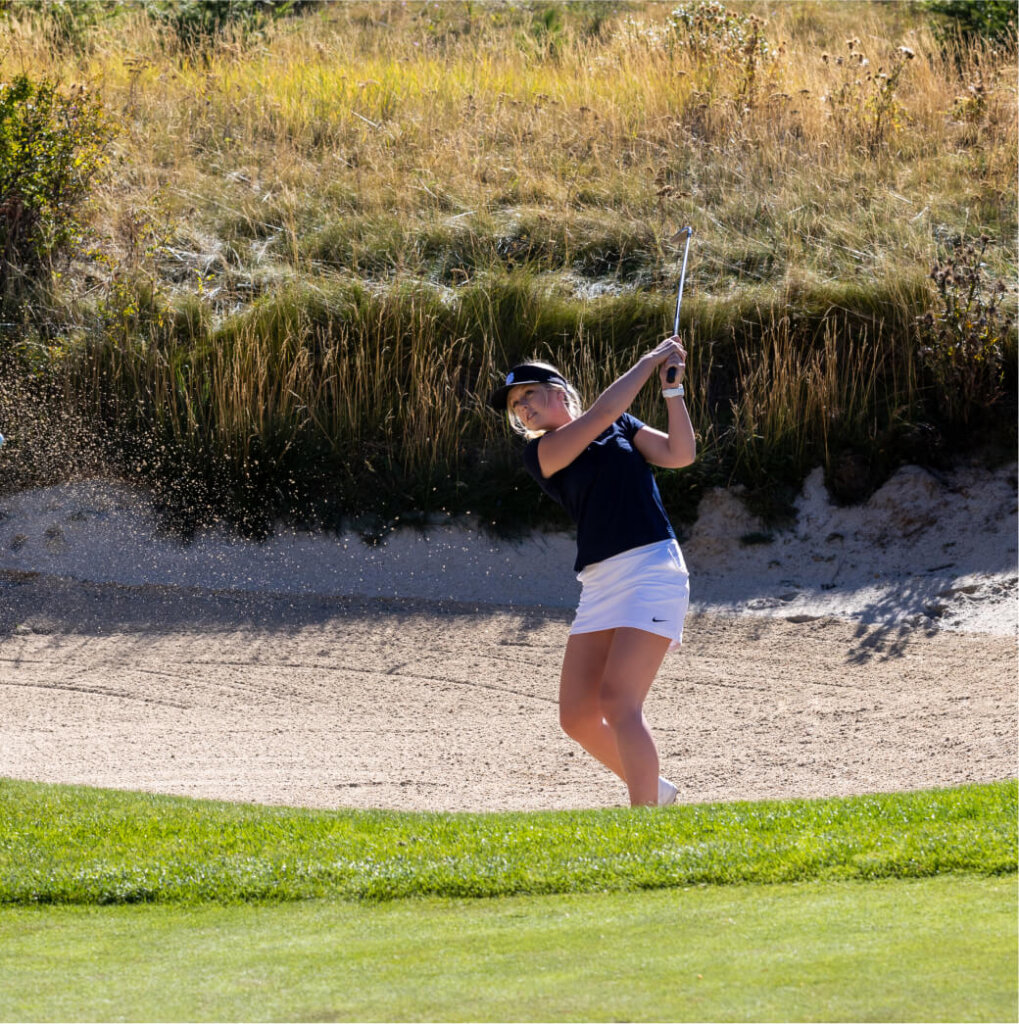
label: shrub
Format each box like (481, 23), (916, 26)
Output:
(925, 1), (1017, 45)
(0, 74), (115, 317)
(143, 0), (300, 65)
(917, 235), (1015, 428)
(666, 0), (777, 108)
(820, 39), (915, 154)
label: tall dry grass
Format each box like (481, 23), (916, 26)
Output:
(0, 1), (1014, 532)
(5, 2), (1012, 275)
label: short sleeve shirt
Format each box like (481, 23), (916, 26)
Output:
(522, 413), (676, 572)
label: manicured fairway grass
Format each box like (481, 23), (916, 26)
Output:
(2, 780), (1015, 1020)
(1, 779), (1014, 904)
(1, 876), (1015, 1022)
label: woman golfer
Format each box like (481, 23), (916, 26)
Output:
(490, 337), (695, 807)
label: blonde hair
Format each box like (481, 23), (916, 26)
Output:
(506, 362), (583, 439)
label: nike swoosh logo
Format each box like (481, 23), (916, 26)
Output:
(652, 617), (667, 622)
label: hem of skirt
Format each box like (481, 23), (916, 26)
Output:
(569, 620), (684, 649)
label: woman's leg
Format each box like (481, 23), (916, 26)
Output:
(600, 627), (672, 807)
(559, 628), (672, 805)
(558, 629), (626, 780)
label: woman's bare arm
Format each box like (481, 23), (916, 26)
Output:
(535, 337), (684, 478)
(633, 340), (696, 468)
(633, 403), (696, 468)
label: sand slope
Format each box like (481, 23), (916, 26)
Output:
(0, 463), (1015, 633)
(0, 461), (1015, 811)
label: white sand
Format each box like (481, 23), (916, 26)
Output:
(1, 462), (1015, 811)
(0, 461), (1014, 634)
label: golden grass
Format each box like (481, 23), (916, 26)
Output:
(3, 1), (1013, 282)
(0, 2), (1014, 530)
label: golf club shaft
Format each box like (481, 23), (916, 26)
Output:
(668, 227), (693, 383)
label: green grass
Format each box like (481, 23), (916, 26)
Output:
(64, 265), (977, 537)
(2, 778), (1014, 1019)
(1, 779), (1014, 906)
(1, 877), (1015, 1021)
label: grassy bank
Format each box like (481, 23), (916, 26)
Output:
(0, 2), (1015, 533)
(0, 778), (1014, 905)
(74, 271), (949, 536)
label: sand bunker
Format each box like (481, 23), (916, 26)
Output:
(0, 461), (1015, 811)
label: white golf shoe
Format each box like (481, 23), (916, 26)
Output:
(657, 777), (678, 807)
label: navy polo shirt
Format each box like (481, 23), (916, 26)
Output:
(522, 413), (676, 572)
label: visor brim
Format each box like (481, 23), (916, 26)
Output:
(489, 378), (547, 411)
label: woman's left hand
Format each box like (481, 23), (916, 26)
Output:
(656, 335), (687, 387)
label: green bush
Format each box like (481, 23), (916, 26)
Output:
(144, 0), (299, 64)
(925, 1), (1017, 44)
(917, 235), (1015, 429)
(0, 74), (114, 317)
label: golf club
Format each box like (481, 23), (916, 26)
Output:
(667, 226), (693, 383)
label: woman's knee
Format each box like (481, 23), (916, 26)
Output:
(599, 684), (642, 730)
(559, 699), (601, 739)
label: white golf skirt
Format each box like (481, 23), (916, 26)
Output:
(571, 538), (690, 651)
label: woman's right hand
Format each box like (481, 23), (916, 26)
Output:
(647, 335), (686, 385)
